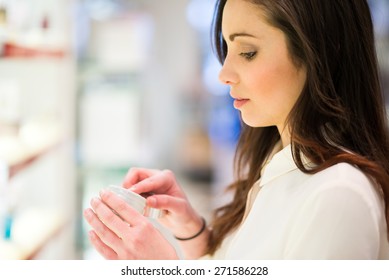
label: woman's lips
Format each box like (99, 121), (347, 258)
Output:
(233, 98), (249, 109)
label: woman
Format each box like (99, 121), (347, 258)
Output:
(84, 0), (389, 259)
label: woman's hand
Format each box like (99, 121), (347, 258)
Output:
(122, 168), (210, 259)
(83, 189), (179, 260)
(123, 168), (205, 239)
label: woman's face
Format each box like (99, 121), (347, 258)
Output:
(219, 0), (306, 138)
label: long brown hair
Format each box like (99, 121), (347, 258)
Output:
(208, 0), (389, 255)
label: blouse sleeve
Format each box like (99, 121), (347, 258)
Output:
(283, 180), (382, 259)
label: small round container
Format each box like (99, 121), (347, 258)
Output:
(104, 185), (161, 219)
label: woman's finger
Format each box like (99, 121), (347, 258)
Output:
(129, 170), (181, 197)
(146, 194), (203, 235)
(147, 194), (187, 213)
(122, 168), (159, 188)
(88, 230), (118, 260)
(85, 201), (126, 253)
(128, 171), (168, 194)
(99, 189), (147, 229)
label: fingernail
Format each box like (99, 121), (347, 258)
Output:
(83, 208), (91, 218)
(90, 197), (99, 206)
(99, 189), (107, 197)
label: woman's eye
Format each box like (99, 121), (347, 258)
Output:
(240, 51), (257, 60)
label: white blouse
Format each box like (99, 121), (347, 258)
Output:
(205, 144), (389, 259)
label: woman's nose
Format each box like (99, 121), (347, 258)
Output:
(218, 60), (238, 85)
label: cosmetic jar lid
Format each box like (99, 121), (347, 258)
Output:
(104, 185), (161, 219)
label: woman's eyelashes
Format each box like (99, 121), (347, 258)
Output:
(240, 51), (257, 61)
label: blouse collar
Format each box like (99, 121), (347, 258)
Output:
(259, 143), (311, 187)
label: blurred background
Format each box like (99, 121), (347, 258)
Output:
(0, 0), (388, 259)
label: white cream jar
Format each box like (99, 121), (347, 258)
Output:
(104, 185), (162, 219)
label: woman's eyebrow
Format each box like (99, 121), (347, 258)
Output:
(229, 32), (258, 41)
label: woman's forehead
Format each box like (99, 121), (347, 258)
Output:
(221, 0), (269, 41)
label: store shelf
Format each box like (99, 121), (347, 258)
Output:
(0, 118), (63, 179)
(0, 0), (77, 260)
(3, 42), (67, 59)
(0, 208), (66, 260)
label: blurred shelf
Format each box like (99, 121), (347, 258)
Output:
(0, 118), (63, 179)
(2, 42), (67, 59)
(0, 208), (66, 260)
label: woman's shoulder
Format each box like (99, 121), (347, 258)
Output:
(284, 162), (388, 259)
(304, 162), (382, 210)
(313, 162), (371, 185)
